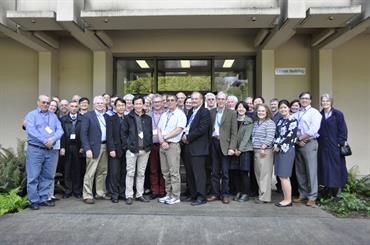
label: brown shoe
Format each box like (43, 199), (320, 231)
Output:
(306, 200), (317, 207)
(207, 195), (219, 202)
(83, 198), (95, 204)
(293, 197), (306, 204)
(222, 196), (230, 204)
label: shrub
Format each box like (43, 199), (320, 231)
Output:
(0, 188), (28, 216)
(320, 166), (370, 217)
(0, 140), (27, 193)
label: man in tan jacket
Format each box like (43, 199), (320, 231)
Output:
(207, 91), (238, 204)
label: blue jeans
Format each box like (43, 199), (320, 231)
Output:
(26, 145), (57, 204)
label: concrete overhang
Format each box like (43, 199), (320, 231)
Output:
(299, 5), (362, 28)
(80, 8), (280, 30)
(6, 11), (63, 30)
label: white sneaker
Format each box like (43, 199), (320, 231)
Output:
(158, 195), (171, 203)
(165, 197), (180, 205)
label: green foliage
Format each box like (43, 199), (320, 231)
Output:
(158, 75), (211, 92)
(0, 188), (28, 216)
(320, 166), (370, 217)
(0, 140), (27, 193)
(126, 76), (152, 94)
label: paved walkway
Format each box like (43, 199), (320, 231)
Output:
(0, 193), (369, 245)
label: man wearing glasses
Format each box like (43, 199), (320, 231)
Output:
(24, 95), (64, 210)
(205, 92), (216, 110)
(157, 94), (187, 204)
(294, 92), (322, 207)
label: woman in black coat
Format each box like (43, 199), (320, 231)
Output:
(318, 93), (349, 199)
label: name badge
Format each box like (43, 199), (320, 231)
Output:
(138, 132), (144, 139)
(152, 129), (158, 135)
(70, 134), (76, 140)
(45, 126), (53, 134)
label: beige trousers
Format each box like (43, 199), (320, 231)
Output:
(125, 150), (150, 198)
(254, 148), (273, 202)
(159, 143), (181, 198)
(83, 144), (107, 199)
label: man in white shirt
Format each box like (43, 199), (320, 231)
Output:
(157, 95), (187, 205)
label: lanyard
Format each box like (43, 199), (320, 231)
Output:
(164, 112), (173, 130)
(297, 107), (311, 123)
(153, 112), (162, 128)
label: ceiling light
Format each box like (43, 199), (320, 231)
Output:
(31, 20), (36, 24)
(328, 16), (334, 21)
(136, 60), (150, 69)
(180, 60), (190, 68)
(104, 18), (109, 23)
(251, 17), (257, 22)
(223, 59), (235, 68)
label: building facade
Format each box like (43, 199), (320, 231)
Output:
(0, 0), (369, 175)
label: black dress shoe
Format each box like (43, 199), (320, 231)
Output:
(126, 197), (133, 205)
(150, 194), (158, 200)
(63, 194), (72, 199)
(181, 196), (194, 202)
(238, 194), (249, 202)
(39, 200), (55, 207)
(111, 198), (119, 203)
(136, 196), (150, 203)
(191, 199), (207, 206)
(51, 197), (60, 201)
(73, 194), (82, 199)
(29, 203), (39, 210)
(274, 202), (293, 207)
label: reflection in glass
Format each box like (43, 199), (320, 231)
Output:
(116, 60), (154, 95)
(158, 60), (211, 92)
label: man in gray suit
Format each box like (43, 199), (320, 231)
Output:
(207, 91), (238, 204)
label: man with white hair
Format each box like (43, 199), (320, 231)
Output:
(205, 92), (216, 110)
(25, 95), (64, 210)
(227, 95), (238, 110)
(123, 93), (134, 115)
(80, 96), (110, 204)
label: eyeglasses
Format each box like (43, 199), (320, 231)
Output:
(300, 97), (311, 100)
(207, 98), (215, 101)
(167, 99), (176, 102)
(40, 101), (50, 105)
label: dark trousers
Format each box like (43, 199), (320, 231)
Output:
(249, 157), (259, 196)
(64, 144), (83, 196)
(108, 154), (126, 199)
(183, 146), (207, 201)
(149, 144), (165, 194)
(234, 170), (250, 195)
(210, 139), (230, 197)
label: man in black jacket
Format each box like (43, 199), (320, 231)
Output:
(107, 98), (126, 203)
(182, 92), (210, 206)
(121, 96), (153, 205)
(60, 101), (83, 198)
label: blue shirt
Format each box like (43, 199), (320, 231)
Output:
(212, 108), (224, 137)
(294, 105), (322, 139)
(25, 108), (64, 147)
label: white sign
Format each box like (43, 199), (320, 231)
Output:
(275, 68), (306, 76)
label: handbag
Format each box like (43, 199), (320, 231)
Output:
(340, 142), (352, 157)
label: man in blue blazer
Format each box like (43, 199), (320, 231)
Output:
(80, 95), (110, 204)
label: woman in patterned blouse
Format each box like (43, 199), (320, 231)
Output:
(273, 100), (298, 207)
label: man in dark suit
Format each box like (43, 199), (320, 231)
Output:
(80, 95), (110, 204)
(60, 100), (83, 198)
(107, 98), (126, 203)
(207, 91), (238, 204)
(182, 92), (210, 206)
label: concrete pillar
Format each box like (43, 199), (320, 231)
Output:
(38, 51), (58, 96)
(256, 49), (275, 100)
(312, 48), (333, 107)
(246, 60), (255, 98)
(93, 50), (113, 96)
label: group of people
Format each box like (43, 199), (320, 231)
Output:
(23, 90), (349, 210)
